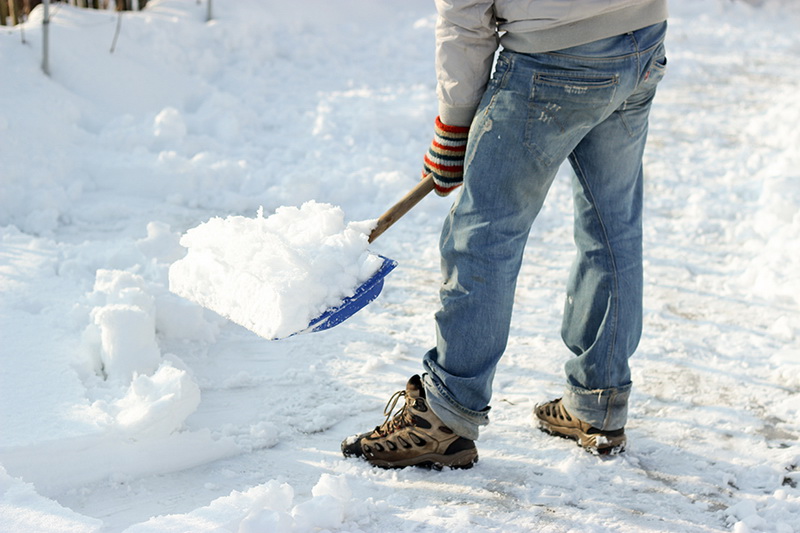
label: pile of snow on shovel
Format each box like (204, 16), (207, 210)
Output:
(169, 201), (382, 339)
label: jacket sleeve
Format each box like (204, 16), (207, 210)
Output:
(434, 0), (499, 127)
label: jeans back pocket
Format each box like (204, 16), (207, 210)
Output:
(524, 71), (620, 165)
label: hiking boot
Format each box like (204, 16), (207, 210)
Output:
(341, 375), (478, 469)
(534, 398), (626, 455)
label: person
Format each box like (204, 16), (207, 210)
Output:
(342, 0), (669, 469)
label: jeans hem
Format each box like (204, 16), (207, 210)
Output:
(421, 372), (489, 441)
(561, 382), (631, 431)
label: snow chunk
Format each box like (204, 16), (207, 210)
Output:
(291, 495), (345, 531)
(726, 499), (767, 531)
(770, 347), (800, 390)
(92, 304), (161, 381)
(291, 474), (353, 530)
(168, 201), (381, 339)
(84, 270), (160, 381)
(153, 107), (187, 141)
(113, 362), (201, 438)
(136, 221), (186, 264)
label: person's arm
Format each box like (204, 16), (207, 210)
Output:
(434, 0), (499, 127)
(424, 1), (499, 196)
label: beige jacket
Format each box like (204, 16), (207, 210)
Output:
(435, 0), (668, 125)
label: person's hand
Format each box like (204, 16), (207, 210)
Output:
(423, 117), (469, 196)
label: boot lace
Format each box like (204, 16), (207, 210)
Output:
(376, 389), (413, 436)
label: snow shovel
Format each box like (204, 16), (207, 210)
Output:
(298, 173), (435, 335)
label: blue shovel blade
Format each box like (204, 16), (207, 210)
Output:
(280, 255), (397, 339)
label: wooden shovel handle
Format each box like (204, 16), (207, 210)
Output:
(368, 173), (435, 243)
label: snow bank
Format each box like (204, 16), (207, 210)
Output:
(0, 466), (102, 533)
(169, 201), (382, 339)
(127, 474), (363, 533)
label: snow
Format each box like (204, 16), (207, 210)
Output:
(169, 201), (381, 340)
(1, 0), (798, 532)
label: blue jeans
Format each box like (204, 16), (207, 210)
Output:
(423, 22), (668, 440)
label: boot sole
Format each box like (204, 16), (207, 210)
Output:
(367, 448), (479, 470)
(537, 421), (626, 455)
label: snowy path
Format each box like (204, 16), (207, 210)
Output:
(1, 1), (798, 532)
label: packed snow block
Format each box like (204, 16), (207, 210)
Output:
(92, 304), (161, 380)
(169, 201), (381, 339)
(84, 270), (163, 381)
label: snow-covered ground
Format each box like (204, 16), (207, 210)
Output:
(1, 0), (799, 531)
